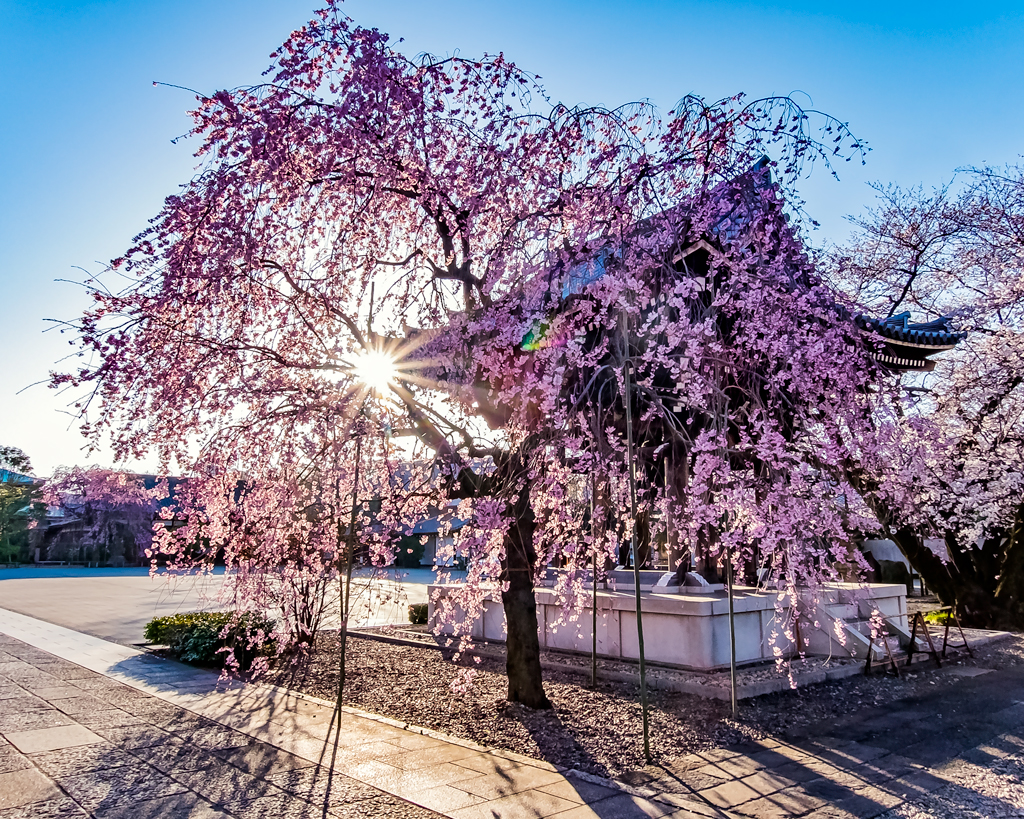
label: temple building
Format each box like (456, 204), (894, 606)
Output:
(854, 312), (965, 372)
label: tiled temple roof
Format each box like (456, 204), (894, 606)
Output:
(854, 312), (965, 347)
(540, 158), (968, 373)
(853, 312), (965, 372)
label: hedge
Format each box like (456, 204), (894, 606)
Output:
(144, 611), (275, 670)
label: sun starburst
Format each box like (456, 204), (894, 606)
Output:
(351, 348), (399, 395)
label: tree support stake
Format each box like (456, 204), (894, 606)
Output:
(623, 359), (651, 763)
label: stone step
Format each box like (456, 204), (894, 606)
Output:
(822, 603), (860, 621)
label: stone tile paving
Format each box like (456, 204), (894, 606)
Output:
(623, 663), (1024, 819)
(2, 605), (1022, 819)
(0, 633), (445, 818)
(0, 619), (716, 818)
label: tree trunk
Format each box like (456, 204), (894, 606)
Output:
(889, 518), (1024, 631)
(889, 526), (960, 602)
(850, 470), (1024, 629)
(499, 480), (551, 709)
(992, 501), (1024, 630)
(635, 508), (653, 568)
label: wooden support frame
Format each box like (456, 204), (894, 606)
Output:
(865, 628), (901, 677)
(906, 605), (973, 663)
(906, 611), (942, 668)
(940, 606), (974, 659)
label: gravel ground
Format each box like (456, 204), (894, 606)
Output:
(266, 630), (1024, 780)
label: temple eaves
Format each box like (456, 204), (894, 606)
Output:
(854, 312), (965, 372)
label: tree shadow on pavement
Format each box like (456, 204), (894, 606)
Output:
(638, 666), (1024, 819)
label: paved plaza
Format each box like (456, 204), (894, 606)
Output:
(0, 605), (1022, 818)
(0, 567), (438, 645)
(0, 567), (227, 646)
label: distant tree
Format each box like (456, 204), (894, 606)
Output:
(0, 446), (43, 563)
(43, 467), (161, 565)
(0, 445), (33, 475)
(831, 166), (1024, 628)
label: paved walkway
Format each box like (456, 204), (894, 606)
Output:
(0, 567), (227, 645)
(621, 660), (1024, 818)
(0, 608), (720, 818)
(1, 607), (1022, 819)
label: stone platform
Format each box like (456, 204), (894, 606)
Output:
(429, 581), (908, 671)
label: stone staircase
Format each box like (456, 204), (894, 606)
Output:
(801, 592), (932, 667)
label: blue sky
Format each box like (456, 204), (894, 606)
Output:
(2, 0), (1022, 474)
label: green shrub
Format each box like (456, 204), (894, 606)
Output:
(143, 612), (202, 645)
(408, 603), (428, 625)
(923, 610), (953, 626)
(144, 611), (275, 670)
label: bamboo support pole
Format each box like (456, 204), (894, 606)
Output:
(623, 360), (651, 762)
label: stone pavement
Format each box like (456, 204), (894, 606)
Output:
(1, 606), (1022, 819)
(0, 608), (722, 818)
(623, 663), (1024, 818)
(0, 632), (441, 818)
